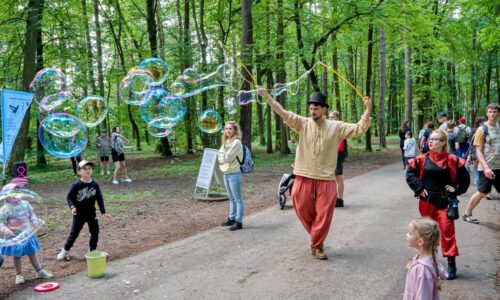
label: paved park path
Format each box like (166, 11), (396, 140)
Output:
(12, 163), (498, 299)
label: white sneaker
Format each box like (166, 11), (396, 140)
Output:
(57, 248), (69, 261)
(122, 178), (133, 183)
(112, 179), (119, 185)
(36, 269), (53, 279)
(15, 275), (25, 285)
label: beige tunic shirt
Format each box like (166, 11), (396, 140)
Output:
(285, 113), (371, 180)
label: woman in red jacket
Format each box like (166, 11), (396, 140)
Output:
(406, 129), (470, 280)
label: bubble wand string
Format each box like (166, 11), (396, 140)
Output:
(219, 42), (258, 87)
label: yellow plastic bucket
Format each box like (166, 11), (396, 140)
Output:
(85, 251), (108, 278)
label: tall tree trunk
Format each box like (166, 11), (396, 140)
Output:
(276, 0), (289, 154)
(256, 67), (265, 146)
(156, 0), (166, 59)
(240, 0), (253, 149)
(378, 27), (386, 147)
(82, 0), (97, 94)
(332, 36), (341, 116)
(404, 43), (412, 127)
(365, 25), (374, 152)
(182, 0), (195, 154)
(348, 45), (356, 122)
(266, 64), (274, 154)
(93, 0), (108, 130)
(321, 46), (328, 98)
(35, 0), (46, 165)
(388, 58), (397, 134)
(11, 0), (42, 167)
(147, 0), (172, 156)
(485, 55), (492, 104)
(191, 0), (209, 147)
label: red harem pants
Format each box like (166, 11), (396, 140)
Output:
(419, 200), (459, 257)
(291, 175), (337, 249)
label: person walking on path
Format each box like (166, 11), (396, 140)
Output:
(456, 117), (471, 159)
(406, 129), (470, 280)
(466, 117), (486, 186)
(463, 104), (500, 224)
(218, 121), (245, 231)
(403, 218), (447, 300)
(95, 130), (112, 175)
(399, 121), (412, 169)
(438, 112), (450, 132)
(403, 131), (417, 170)
(446, 121), (459, 156)
(57, 160), (109, 261)
(259, 89), (372, 260)
(420, 122), (435, 154)
(111, 126), (132, 184)
(329, 111), (348, 207)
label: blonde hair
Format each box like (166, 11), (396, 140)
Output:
(410, 218), (443, 291)
(431, 129), (448, 152)
(221, 121), (242, 144)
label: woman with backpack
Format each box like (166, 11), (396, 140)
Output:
(406, 129), (470, 280)
(218, 121), (245, 231)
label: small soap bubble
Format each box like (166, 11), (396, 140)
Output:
(77, 96), (108, 128)
(198, 109), (222, 134)
(138, 58), (170, 86)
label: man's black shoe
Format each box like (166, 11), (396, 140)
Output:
(229, 222), (243, 231)
(221, 218), (235, 226)
(335, 198), (344, 208)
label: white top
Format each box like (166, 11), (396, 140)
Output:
(403, 138), (417, 157)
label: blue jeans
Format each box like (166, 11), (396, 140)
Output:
(224, 172), (244, 222)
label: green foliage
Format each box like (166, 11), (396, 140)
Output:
(0, 0), (496, 163)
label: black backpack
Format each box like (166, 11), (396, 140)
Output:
(456, 125), (468, 144)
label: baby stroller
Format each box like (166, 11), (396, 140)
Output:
(278, 173), (295, 209)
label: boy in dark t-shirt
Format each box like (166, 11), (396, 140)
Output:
(57, 160), (109, 261)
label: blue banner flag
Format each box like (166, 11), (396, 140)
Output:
(1, 90), (33, 165)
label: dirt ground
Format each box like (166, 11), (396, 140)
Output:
(0, 146), (400, 297)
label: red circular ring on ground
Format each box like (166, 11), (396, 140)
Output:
(34, 282), (60, 292)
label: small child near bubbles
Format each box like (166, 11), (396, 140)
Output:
(0, 177), (53, 285)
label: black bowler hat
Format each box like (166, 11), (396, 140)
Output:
(307, 92), (329, 108)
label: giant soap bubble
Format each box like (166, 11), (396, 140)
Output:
(30, 67), (67, 100)
(0, 189), (47, 248)
(139, 57), (170, 86)
(39, 113), (88, 158)
(121, 69), (153, 96)
(147, 123), (173, 138)
(77, 96), (108, 128)
(198, 109), (222, 134)
(158, 96), (187, 124)
(38, 91), (78, 121)
(140, 87), (170, 124)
